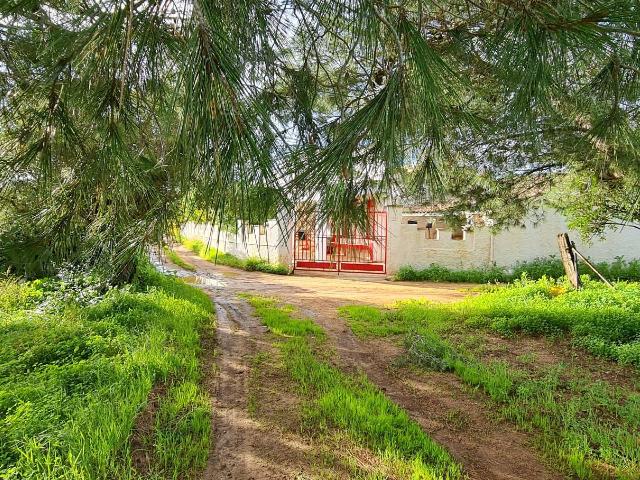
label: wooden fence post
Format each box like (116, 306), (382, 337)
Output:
(557, 233), (581, 289)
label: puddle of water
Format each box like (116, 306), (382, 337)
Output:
(150, 252), (226, 287)
(182, 275), (226, 288)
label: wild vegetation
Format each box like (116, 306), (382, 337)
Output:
(243, 294), (463, 479)
(0, 264), (213, 479)
(181, 239), (289, 275)
(395, 257), (640, 284)
(340, 278), (640, 478)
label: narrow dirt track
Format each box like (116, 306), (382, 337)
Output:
(171, 247), (562, 480)
(196, 285), (313, 479)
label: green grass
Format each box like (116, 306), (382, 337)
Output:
(340, 283), (640, 479)
(0, 262), (213, 479)
(163, 246), (196, 272)
(345, 277), (640, 367)
(154, 382), (211, 479)
(181, 238), (289, 275)
(395, 263), (511, 283)
(243, 293), (463, 479)
(395, 256), (640, 284)
(456, 277), (640, 366)
(241, 294), (324, 338)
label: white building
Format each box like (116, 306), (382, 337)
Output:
(181, 203), (639, 275)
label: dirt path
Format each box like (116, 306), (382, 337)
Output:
(171, 247), (562, 480)
(195, 281), (313, 479)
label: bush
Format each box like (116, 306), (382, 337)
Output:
(396, 256), (640, 284)
(0, 262), (213, 478)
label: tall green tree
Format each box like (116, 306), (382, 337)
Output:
(1, 0), (639, 280)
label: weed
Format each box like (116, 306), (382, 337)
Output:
(244, 294), (463, 480)
(0, 261), (213, 479)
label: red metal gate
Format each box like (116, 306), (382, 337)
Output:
(293, 210), (387, 274)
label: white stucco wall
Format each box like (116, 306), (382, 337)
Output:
(386, 206), (640, 273)
(492, 210), (640, 267)
(386, 206), (493, 272)
(181, 219), (292, 266)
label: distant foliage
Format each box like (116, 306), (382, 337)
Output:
(396, 256), (640, 284)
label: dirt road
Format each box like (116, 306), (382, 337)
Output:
(169, 247), (561, 480)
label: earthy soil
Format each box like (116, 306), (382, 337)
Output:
(130, 382), (167, 476)
(168, 247), (565, 480)
(199, 288), (315, 479)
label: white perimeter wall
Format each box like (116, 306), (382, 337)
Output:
(386, 207), (493, 272)
(181, 219), (293, 266)
(492, 210), (640, 267)
(386, 206), (640, 273)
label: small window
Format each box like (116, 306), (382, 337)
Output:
(297, 230), (306, 241)
(407, 220), (418, 225)
(451, 228), (464, 241)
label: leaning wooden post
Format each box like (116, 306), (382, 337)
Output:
(557, 233), (581, 289)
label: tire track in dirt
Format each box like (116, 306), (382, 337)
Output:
(188, 283), (312, 479)
(293, 303), (563, 480)
(171, 248), (563, 480)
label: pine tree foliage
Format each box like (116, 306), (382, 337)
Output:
(0, 0), (638, 279)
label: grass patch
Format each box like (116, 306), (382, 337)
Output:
(154, 381), (211, 479)
(342, 286), (640, 479)
(395, 256), (640, 284)
(241, 294), (324, 338)
(345, 277), (640, 367)
(243, 294), (463, 480)
(163, 246), (196, 272)
(247, 352), (269, 418)
(0, 262), (213, 479)
(181, 238), (289, 275)
(457, 277), (640, 366)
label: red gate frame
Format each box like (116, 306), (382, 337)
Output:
(293, 210), (388, 274)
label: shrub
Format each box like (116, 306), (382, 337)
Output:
(396, 256), (640, 284)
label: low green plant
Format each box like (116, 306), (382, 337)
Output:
(241, 294), (324, 338)
(395, 264), (510, 283)
(344, 293), (640, 478)
(163, 246), (197, 271)
(181, 238), (289, 275)
(244, 294), (463, 480)
(396, 256), (640, 284)
(456, 277), (640, 365)
(154, 381), (211, 478)
(0, 262), (213, 479)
